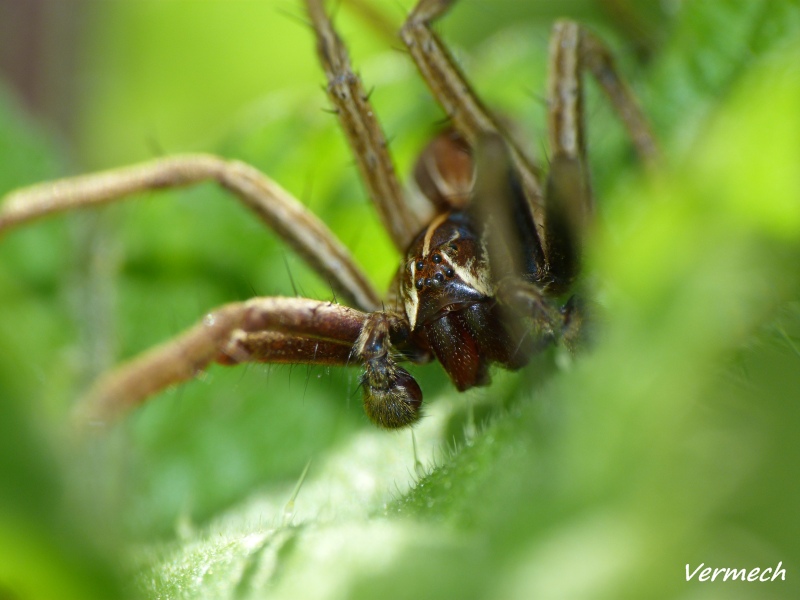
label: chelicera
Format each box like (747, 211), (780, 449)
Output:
(0, 0), (657, 429)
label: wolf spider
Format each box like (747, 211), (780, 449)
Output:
(0, 0), (656, 429)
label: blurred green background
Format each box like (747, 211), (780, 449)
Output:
(1, 1), (799, 599)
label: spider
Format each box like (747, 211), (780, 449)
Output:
(0, 0), (657, 429)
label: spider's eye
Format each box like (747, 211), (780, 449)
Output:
(432, 253), (442, 263)
(433, 272), (444, 283)
(445, 267), (455, 277)
(416, 261), (425, 270)
(415, 278), (424, 290)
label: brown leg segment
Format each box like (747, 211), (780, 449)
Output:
(305, 0), (430, 252)
(548, 20), (659, 173)
(218, 331), (356, 367)
(0, 154), (381, 312)
(78, 297), (369, 425)
(469, 134), (546, 282)
(578, 26), (660, 166)
(79, 294), (425, 431)
(544, 20), (660, 288)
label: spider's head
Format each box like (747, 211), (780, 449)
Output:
(401, 212), (493, 330)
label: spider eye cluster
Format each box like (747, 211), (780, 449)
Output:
(413, 249), (458, 291)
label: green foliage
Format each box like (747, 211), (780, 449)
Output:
(1, 1), (799, 599)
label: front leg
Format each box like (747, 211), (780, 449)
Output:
(78, 297), (425, 430)
(79, 298), (368, 425)
(226, 307), (426, 428)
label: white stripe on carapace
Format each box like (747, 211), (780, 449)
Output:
(405, 260), (420, 329)
(421, 211), (451, 258)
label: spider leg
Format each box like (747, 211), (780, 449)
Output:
(218, 330), (356, 367)
(79, 295), (423, 430)
(220, 326), (426, 423)
(543, 20), (660, 289)
(401, 0), (547, 272)
(463, 135), (570, 347)
(0, 155), (381, 311)
(468, 133), (545, 283)
(79, 297), (368, 425)
(567, 22), (660, 167)
(305, 0), (431, 252)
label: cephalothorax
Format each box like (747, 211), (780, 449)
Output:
(401, 207), (529, 388)
(0, 0), (657, 429)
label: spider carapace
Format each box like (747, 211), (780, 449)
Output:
(400, 209), (532, 389)
(403, 212), (535, 368)
(0, 0), (657, 430)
